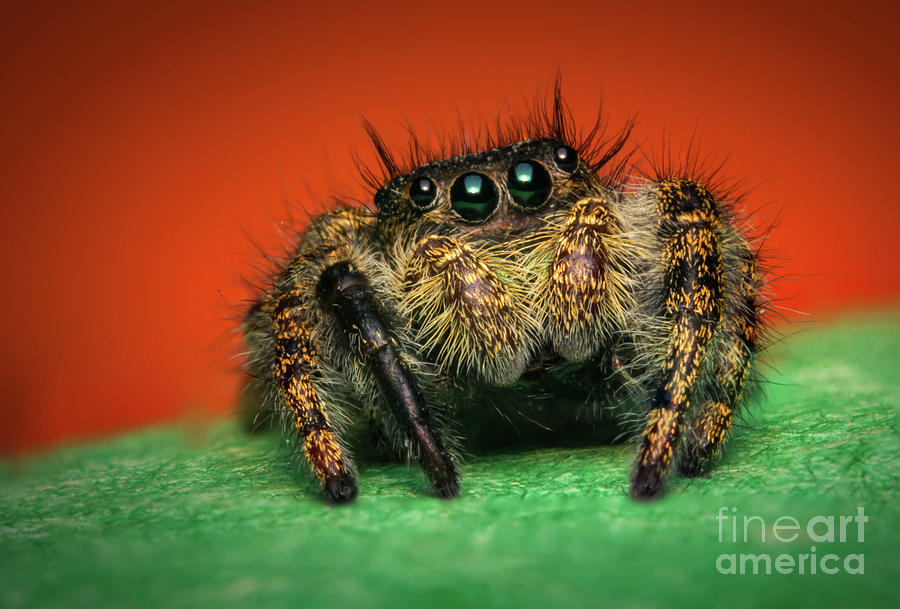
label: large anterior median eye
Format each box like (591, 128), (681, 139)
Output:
(507, 160), (552, 209)
(450, 172), (498, 221)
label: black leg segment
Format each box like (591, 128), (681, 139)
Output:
(317, 261), (460, 498)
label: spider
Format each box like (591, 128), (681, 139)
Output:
(241, 85), (767, 503)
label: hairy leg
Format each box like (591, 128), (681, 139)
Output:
(252, 208), (459, 501)
(631, 179), (724, 499)
(273, 286), (358, 502)
(679, 254), (761, 476)
(319, 260), (459, 497)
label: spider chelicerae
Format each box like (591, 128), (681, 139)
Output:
(241, 86), (767, 503)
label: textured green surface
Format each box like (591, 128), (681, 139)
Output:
(2, 315), (899, 608)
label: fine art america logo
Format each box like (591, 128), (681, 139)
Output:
(715, 506), (867, 575)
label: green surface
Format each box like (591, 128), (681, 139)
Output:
(2, 315), (899, 608)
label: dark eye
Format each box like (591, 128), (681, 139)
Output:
(554, 145), (578, 172)
(507, 160), (552, 209)
(450, 172), (498, 221)
(409, 177), (437, 208)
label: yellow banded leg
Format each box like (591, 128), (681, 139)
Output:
(680, 256), (760, 476)
(631, 179), (724, 499)
(274, 288), (357, 503)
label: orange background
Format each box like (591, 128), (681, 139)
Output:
(2, 0), (898, 453)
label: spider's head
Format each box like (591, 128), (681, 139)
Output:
(373, 139), (594, 239)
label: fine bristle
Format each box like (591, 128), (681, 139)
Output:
(357, 76), (635, 192)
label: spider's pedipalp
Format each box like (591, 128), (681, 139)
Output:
(400, 235), (529, 385)
(540, 196), (635, 360)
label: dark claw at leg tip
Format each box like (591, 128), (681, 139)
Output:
(434, 479), (461, 499)
(324, 474), (359, 504)
(630, 469), (666, 501)
(678, 459), (711, 478)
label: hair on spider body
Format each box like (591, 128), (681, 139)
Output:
(241, 80), (771, 503)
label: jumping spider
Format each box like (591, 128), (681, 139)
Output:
(242, 87), (766, 502)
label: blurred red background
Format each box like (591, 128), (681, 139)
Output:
(2, 0), (898, 453)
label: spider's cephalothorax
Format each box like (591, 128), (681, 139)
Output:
(242, 88), (767, 502)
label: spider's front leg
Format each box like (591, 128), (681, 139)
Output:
(258, 209), (458, 501)
(631, 179), (724, 500)
(318, 260), (460, 498)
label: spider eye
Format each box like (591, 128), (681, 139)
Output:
(450, 172), (498, 221)
(554, 145), (578, 172)
(409, 177), (437, 208)
(507, 160), (552, 209)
